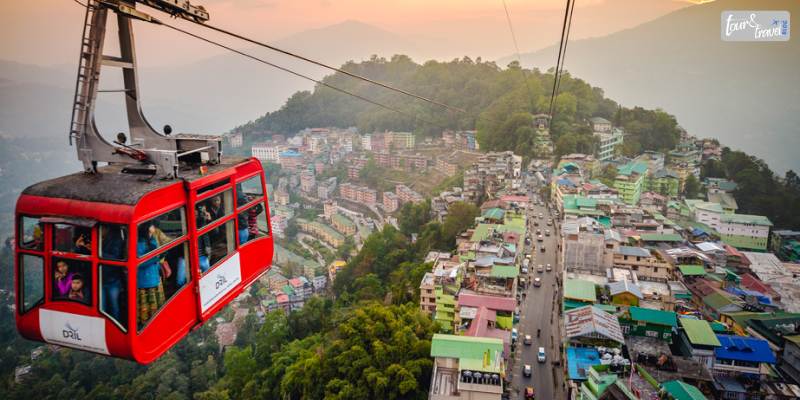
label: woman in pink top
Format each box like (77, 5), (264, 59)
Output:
(53, 260), (74, 298)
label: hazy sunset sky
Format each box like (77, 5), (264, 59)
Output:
(1, 0), (700, 67)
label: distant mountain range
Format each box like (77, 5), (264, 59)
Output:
(502, 0), (799, 173)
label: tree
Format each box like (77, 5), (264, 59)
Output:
(683, 174), (701, 198)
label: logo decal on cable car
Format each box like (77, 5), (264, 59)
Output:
(215, 275), (228, 290)
(62, 323), (82, 341)
(39, 309), (109, 355)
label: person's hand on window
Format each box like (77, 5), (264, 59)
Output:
(75, 234), (90, 250)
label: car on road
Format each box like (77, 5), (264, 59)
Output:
(534, 220), (539, 226)
(524, 334), (532, 345)
(537, 265), (543, 273)
(521, 267), (529, 274)
(537, 347), (546, 363)
(514, 309), (521, 322)
(540, 246), (546, 253)
(546, 264), (552, 272)
(537, 235), (543, 242)
(547, 220), (552, 226)
(524, 386), (535, 399)
(523, 364), (532, 377)
(512, 328), (518, 342)
(533, 277), (542, 287)
(545, 229), (550, 236)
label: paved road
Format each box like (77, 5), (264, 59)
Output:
(509, 178), (563, 399)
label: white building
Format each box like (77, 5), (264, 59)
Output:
(227, 132), (243, 148)
(252, 143), (284, 162)
(361, 134), (372, 151)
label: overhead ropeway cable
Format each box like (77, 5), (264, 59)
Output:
(548, 0), (576, 119)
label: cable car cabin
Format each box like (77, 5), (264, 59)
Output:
(14, 157), (273, 364)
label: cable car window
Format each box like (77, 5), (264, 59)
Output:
(197, 178), (230, 195)
(137, 208), (186, 257)
(19, 254), (44, 313)
(198, 220), (235, 273)
(236, 175), (264, 207)
(52, 257), (92, 305)
(99, 224), (128, 261)
(237, 202), (268, 245)
(19, 216), (44, 251)
(100, 264), (128, 331)
(53, 223), (92, 255)
(137, 242), (190, 330)
(195, 190), (232, 229)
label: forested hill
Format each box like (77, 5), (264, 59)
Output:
(231, 55), (684, 158)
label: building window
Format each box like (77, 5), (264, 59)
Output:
(52, 223), (92, 255)
(137, 242), (191, 330)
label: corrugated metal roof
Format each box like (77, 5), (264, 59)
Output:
(679, 318), (721, 347)
(661, 380), (708, 400)
(565, 279), (597, 302)
(629, 306), (677, 327)
(616, 246), (651, 258)
(679, 265), (706, 276)
(714, 335), (776, 364)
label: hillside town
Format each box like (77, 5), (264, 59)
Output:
(225, 113), (800, 400)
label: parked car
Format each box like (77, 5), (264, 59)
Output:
(512, 328), (518, 342)
(537, 347), (546, 363)
(524, 334), (532, 345)
(533, 278), (542, 287)
(523, 364), (532, 377)
(537, 265), (544, 273)
(521, 267), (529, 274)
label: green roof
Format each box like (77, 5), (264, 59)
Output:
(500, 214), (526, 234)
(430, 334), (504, 373)
(563, 299), (593, 311)
(678, 264), (706, 276)
(629, 307), (677, 327)
(710, 321), (728, 333)
(679, 318), (721, 347)
(490, 264), (519, 278)
(470, 223), (497, 242)
(640, 233), (683, 242)
(564, 279), (597, 302)
(720, 213), (773, 226)
(661, 380), (708, 400)
(331, 213), (355, 228)
(702, 292), (737, 310)
(594, 304), (618, 313)
(618, 162), (648, 177)
(482, 207), (505, 220)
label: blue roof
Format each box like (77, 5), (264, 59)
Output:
(557, 178), (576, 187)
(714, 335), (776, 364)
(566, 347), (601, 381)
(726, 287), (772, 305)
(280, 150), (301, 157)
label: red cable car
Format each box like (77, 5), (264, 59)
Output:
(13, 0), (274, 363)
(15, 158), (273, 363)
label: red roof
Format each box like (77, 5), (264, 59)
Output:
(276, 294), (289, 303)
(465, 306), (510, 355)
(458, 292), (516, 312)
(288, 278), (303, 287)
(741, 273), (781, 301)
(500, 195), (529, 203)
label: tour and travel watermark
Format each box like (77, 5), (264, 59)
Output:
(721, 11), (790, 41)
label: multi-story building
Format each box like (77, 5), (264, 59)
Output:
(296, 218), (345, 247)
(270, 214), (288, 238)
(396, 184), (424, 204)
(299, 170), (316, 193)
(323, 200), (337, 219)
(251, 142), (285, 162)
(645, 169), (680, 198)
(590, 116), (613, 133)
(614, 162), (648, 205)
(685, 199), (724, 230)
(274, 189), (290, 206)
(388, 131), (415, 149)
(328, 260), (346, 283)
(339, 183), (377, 205)
(595, 127), (624, 161)
(419, 272), (436, 315)
(613, 246), (673, 282)
(317, 177), (337, 200)
(436, 156), (459, 177)
(331, 213), (356, 236)
(429, 334), (505, 400)
(383, 191), (399, 213)
(278, 150), (303, 170)
(719, 214), (772, 251)
(360, 134), (372, 151)
(227, 132), (243, 148)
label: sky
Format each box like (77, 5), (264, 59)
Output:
(0, 0), (699, 67)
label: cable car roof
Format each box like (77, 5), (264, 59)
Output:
(23, 157), (250, 206)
